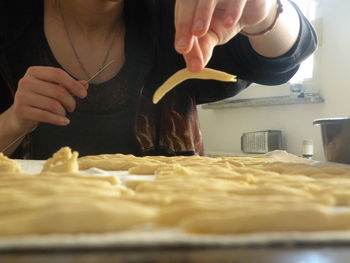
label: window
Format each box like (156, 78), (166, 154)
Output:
(290, 0), (318, 84)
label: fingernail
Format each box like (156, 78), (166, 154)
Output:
(79, 89), (87, 98)
(68, 105), (75, 113)
(224, 16), (234, 27)
(176, 36), (188, 50)
(193, 20), (204, 33)
(61, 118), (70, 126)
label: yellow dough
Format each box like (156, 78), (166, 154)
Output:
(0, 153), (21, 173)
(79, 154), (144, 170)
(41, 147), (79, 173)
(4, 147), (350, 237)
(152, 68), (237, 104)
(180, 205), (350, 234)
(0, 198), (157, 236)
(0, 170), (154, 236)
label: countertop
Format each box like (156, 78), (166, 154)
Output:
(3, 244), (350, 263)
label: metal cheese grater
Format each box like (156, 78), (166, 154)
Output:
(241, 130), (283, 154)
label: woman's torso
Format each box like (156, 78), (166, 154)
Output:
(7, 1), (147, 159)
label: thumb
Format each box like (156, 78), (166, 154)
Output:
(198, 33), (219, 67)
(183, 37), (205, 72)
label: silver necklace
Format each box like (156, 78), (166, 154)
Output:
(58, 0), (118, 81)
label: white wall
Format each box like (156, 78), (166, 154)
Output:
(198, 0), (350, 161)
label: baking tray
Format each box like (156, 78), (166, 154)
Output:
(4, 152), (350, 251)
(3, 228), (350, 251)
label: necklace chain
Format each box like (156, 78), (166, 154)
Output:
(58, 0), (118, 81)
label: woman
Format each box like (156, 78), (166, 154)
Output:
(0, 0), (316, 159)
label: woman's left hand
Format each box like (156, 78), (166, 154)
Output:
(174, 0), (278, 72)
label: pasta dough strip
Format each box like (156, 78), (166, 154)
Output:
(180, 205), (350, 234)
(152, 68), (237, 104)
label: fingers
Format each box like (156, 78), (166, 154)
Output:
(175, 0), (220, 53)
(184, 33), (218, 72)
(175, 0), (197, 54)
(198, 32), (219, 66)
(22, 91), (66, 117)
(14, 91), (70, 126)
(176, 0), (248, 71)
(18, 77), (77, 113)
(183, 38), (204, 72)
(26, 66), (87, 98)
(12, 66), (89, 128)
(192, 0), (216, 37)
(223, 0), (247, 28)
(14, 105), (70, 126)
(175, 0), (218, 71)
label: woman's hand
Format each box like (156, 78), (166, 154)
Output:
(10, 66), (88, 133)
(174, 0), (278, 72)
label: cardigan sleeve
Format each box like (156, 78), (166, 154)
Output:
(155, 0), (317, 104)
(207, 0), (317, 85)
(0, 1), (41, 50)
(194, 0), (317, 104)
(0, 0), (41, 113)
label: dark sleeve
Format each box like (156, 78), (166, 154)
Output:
(194, 0), (318, 103)
(0, 75), (12, 113)
(0, 1), (40, 49)
(0, 0), (40, 113)
(213, 1), (316, 84)
(0, 2), (18, 113)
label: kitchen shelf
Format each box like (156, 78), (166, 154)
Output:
(202, 94), (324, 109)
(206, 151), (260, 157)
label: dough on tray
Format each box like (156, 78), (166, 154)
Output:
(0, 152), (21, 173)
(0, 198), (157, 236)
(41, 147), (79, 173)
(3, 147), (350, 236)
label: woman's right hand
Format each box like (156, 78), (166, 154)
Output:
(10, 66), (88, 133)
